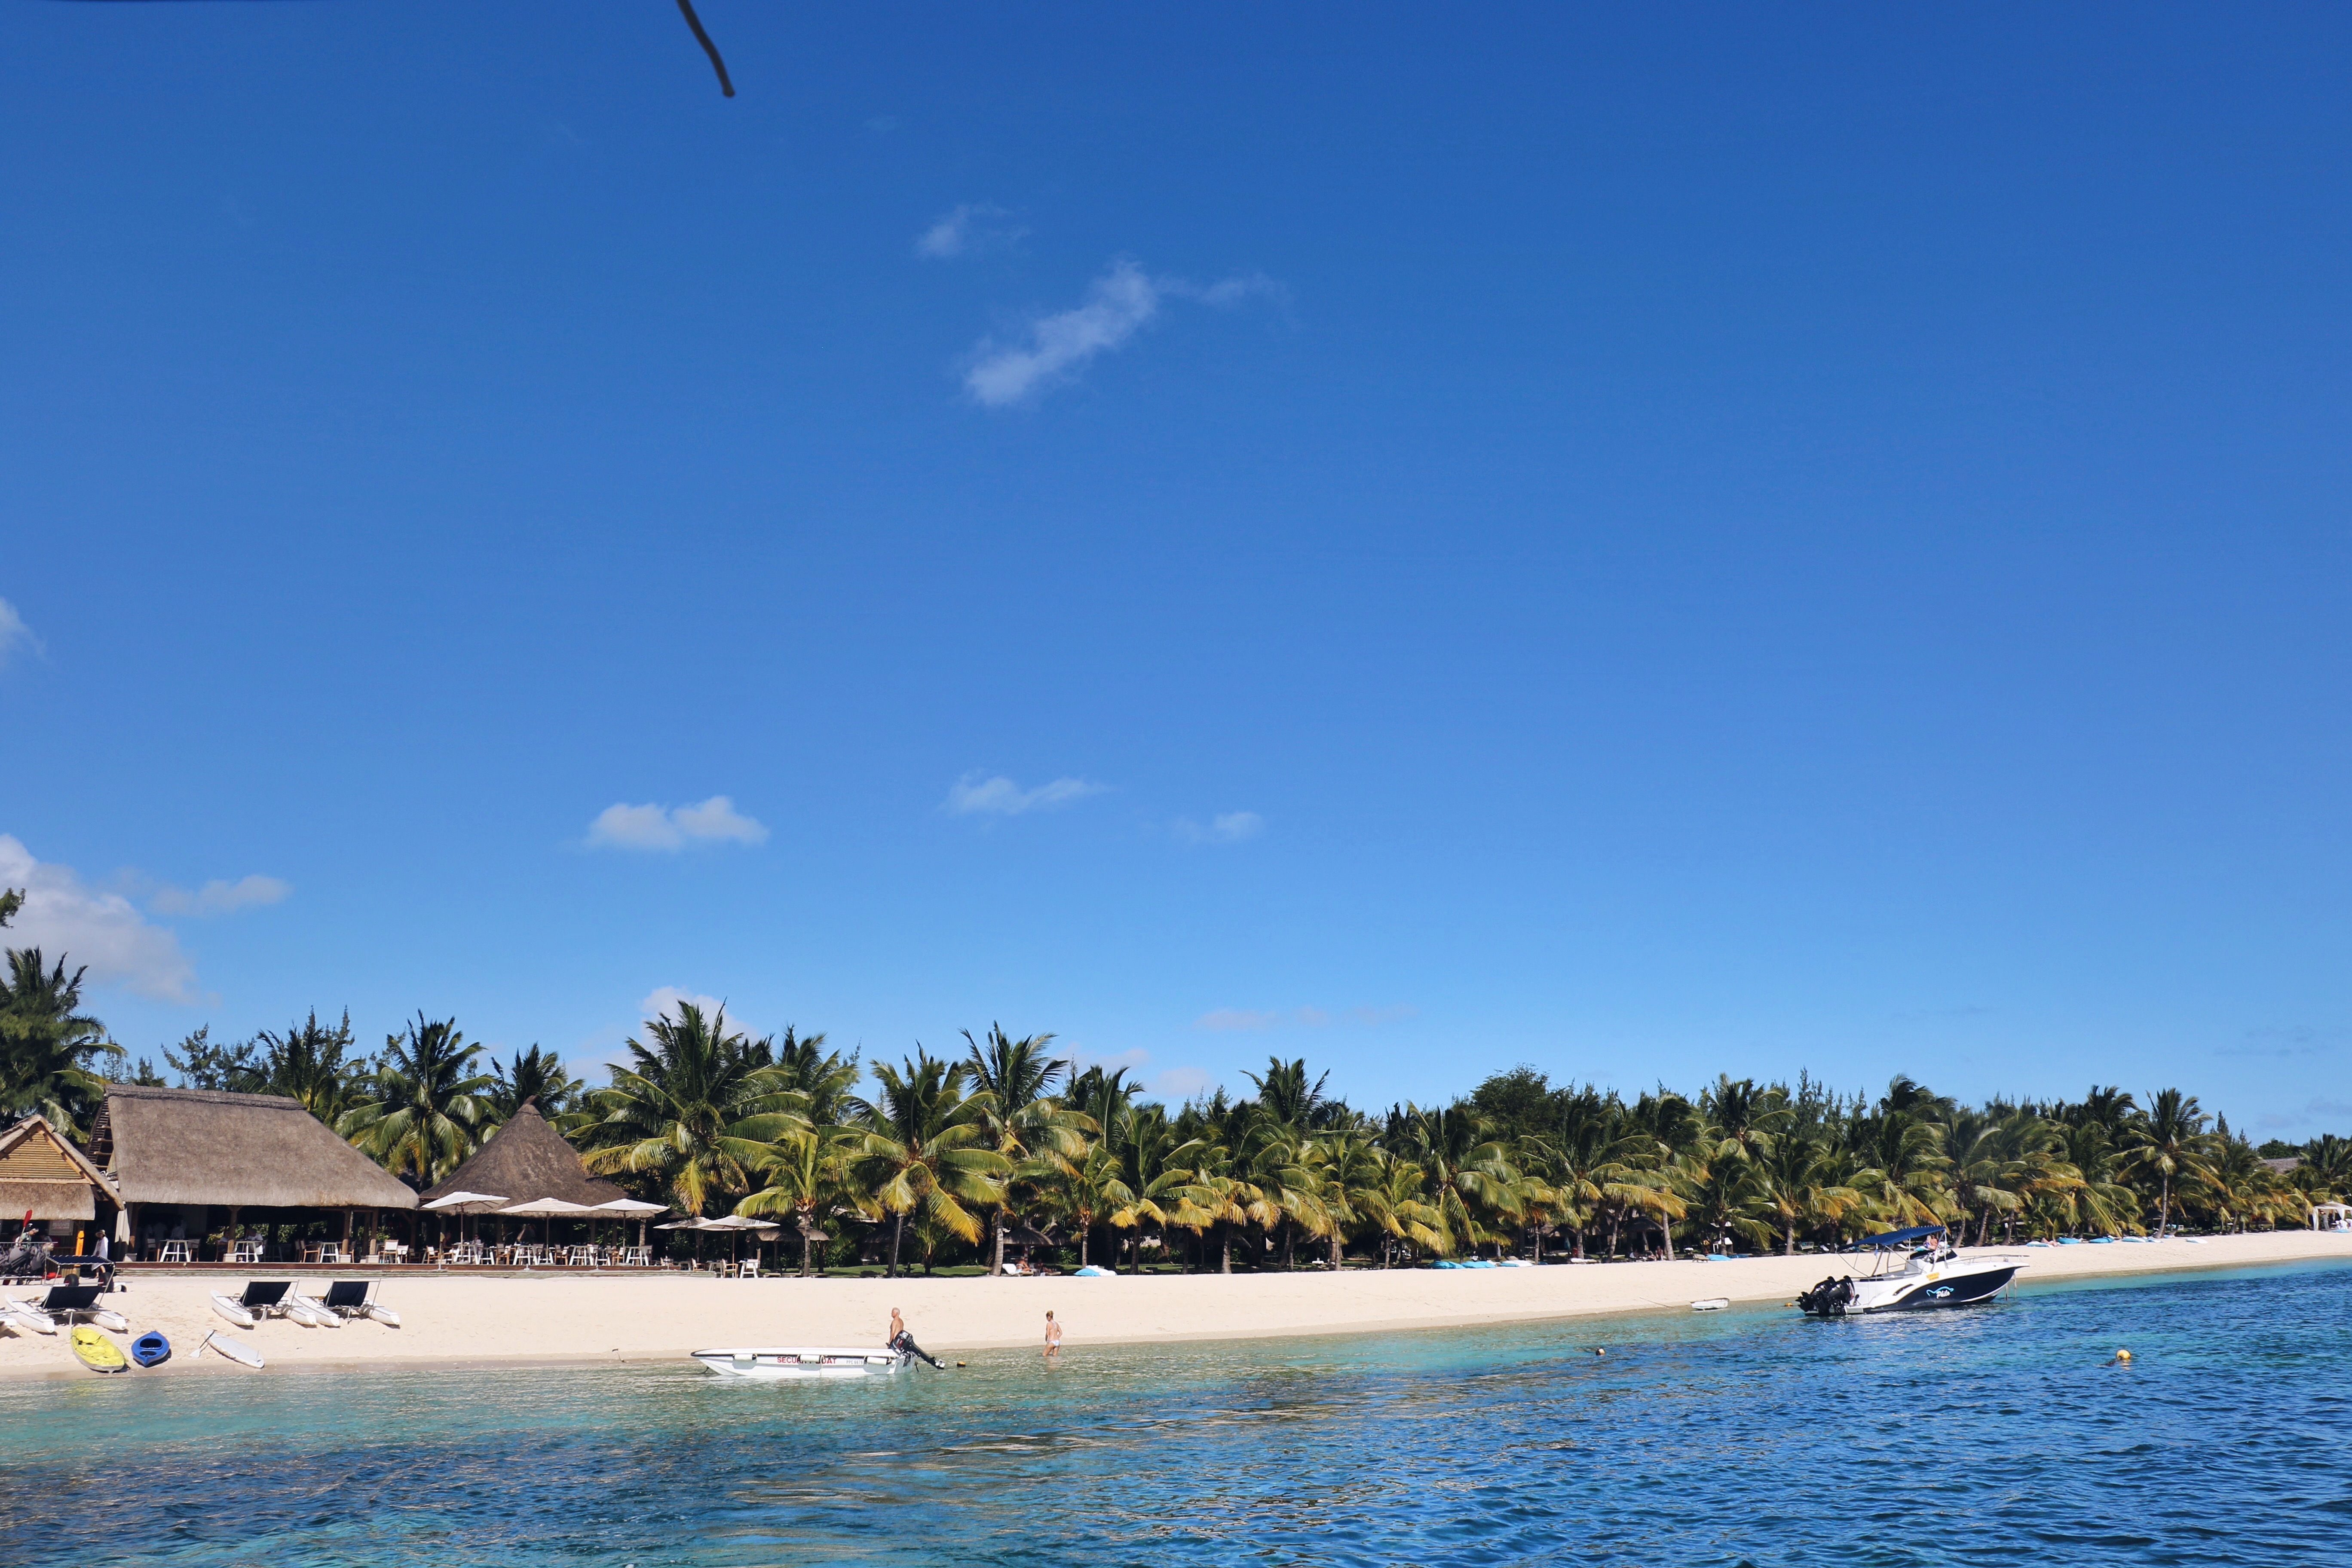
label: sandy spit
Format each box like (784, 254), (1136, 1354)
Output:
(3, 1229), (2344, 1380)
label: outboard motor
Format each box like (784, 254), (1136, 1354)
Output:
(0, 1227), (48, 1282)
(1797, 1276), (1854, 1317)
(888, 1330), (943, 1369)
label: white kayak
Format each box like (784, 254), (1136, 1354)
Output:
(209, 1293), (257, 1329)
(692, 1346), (913, 1378)
(364, 1303), (401, 1327)
(2, 1299), (58, 1335)
(92, 1308), (130, 1334)
(201, 1331), (265, 1369)
(1691, 1297), (1730, 1311)
(287, 1295), (342, 1328)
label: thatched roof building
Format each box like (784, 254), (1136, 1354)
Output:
(0, 1115), (117, 1221)
(419, 1100), (625, 1208)
(92, 1085), (418, 1210)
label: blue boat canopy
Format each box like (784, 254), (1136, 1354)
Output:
(1857, 1224), (1947, 1248)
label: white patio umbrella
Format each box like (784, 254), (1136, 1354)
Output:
(422, 1192), (508, 1250)
(593, 1197), (668, 1251)
(496, 1197), (601, 1252)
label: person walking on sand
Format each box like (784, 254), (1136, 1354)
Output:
(1044, 1311), (1063, 1359)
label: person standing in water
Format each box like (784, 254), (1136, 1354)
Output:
(1044, 1311), (1063, 1359)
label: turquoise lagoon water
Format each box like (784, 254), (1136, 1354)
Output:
(3, 1261), (2348, 1566)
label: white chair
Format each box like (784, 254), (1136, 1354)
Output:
(738, 1257), (761, 1280)
(159, 1240), (192, 1263)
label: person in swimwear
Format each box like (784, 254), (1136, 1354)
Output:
(1044, 1310), (1063, 1359)
(886, 1307), (943, 1367)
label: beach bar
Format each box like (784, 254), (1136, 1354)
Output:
(92, 1085), (418, 1262)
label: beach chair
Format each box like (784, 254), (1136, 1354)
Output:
(31, 1284), (105, 1325)
(738, 1257), (761, 1280)
(236, 1280), (294, 1319)
(321, 1281), (373, 1320)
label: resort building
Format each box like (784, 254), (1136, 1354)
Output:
(90, 1084), (419, 1260)
(0, 1114), (119, 1254)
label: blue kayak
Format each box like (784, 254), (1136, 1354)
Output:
(130, 1331), (171, 1368)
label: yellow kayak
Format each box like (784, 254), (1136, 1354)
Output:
(70, 1326), (128, 1374)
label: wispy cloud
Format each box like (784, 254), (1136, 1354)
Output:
(1149, 1065), (1215, 1101)
(586, 796), (768, 851)
(637, 986), (751, 1038)
(944, 773), (1107, 817)
(0, 598), (44, 669)
(149, 874), (291, 917)
(1194, 1002), (1417, 1032)
(0, 834), (196, 1001)
(962, 259), (1281, 407)
(916, 202), (1025, 259)
(1175, 811), (1263, 844)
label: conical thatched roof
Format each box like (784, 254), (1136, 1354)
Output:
(420, 1101), (625, 1208)
(95, 1086), (419, 1209)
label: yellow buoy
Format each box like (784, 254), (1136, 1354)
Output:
(2116, 1348), (2132, 1361)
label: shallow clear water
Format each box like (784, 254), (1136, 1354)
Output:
(3, 1261), (2348, 1566)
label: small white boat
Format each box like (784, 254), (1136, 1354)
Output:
(91, 1308), (130, 1334)
(364, 1303), (401, 1326)
(692, 1345), (913, 1378)
(1690, 1297), (1730, 1311)
(287, 1294), (342, 1328)
(1, 1299), (57, 1335)
(201, 1331), (265, 1369)
(209, 1293), (257, 1329)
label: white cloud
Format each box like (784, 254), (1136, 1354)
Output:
(944, 773), (1107, 817)
(916, 202), (1024, 259)
(636, 987), (753, 1040)
(149, 874), (291, 917)
(1149, 1066), (1215, 1101)
(587, 796), (768, 851)
(0, 598), (44, 669)
(965, 260), (1160, 406)
(0, 834), (196, 1002)
(1175, 811), (1263, 844)
(1195, 1008), (1281, 1032)
(961, 260), (1284, 406)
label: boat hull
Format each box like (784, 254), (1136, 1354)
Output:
(693, 1347), (910, 1378)
(1798, 1258), (2026, 1317)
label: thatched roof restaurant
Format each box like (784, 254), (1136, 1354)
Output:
(0, 1115), (117, 1224)
(92, 1085), (419, 1213)
(419, 1100), (625, 1209)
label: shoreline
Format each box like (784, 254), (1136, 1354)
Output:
(4, 1230), (2345, 1381)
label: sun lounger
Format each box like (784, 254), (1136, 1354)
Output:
(239, 1281), (294, 1317)
(31, 1284), (105, 1324)
(322, 1281), (371, 1319)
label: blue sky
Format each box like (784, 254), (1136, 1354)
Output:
(3, 5), (2347, 1133)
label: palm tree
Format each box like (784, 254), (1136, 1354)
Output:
(339, 1014), (497, 1185)
(0, 948), (118, 1136)
(1846, 1108), (1949, 1231)
(488, 1045), (582, 1120)
(737, 1127), (858, 1275)
(255, 1010), (371, 1127)
(770, 1027), (861, 1127)
(572, 1003), (805, 1215)
(1106, 1102), (1212, 1271)
(848, 1051), (1007, 1277)
(2125, 1087), (2214, 1236)
(1396, 1105), (1522, 1258)
(1757, 1131), (1865, 1254)
(962, 1025), (1092, 1276)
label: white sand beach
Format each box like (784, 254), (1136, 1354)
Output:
(3, 1229), (2344, 1378)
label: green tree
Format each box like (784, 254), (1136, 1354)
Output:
(256, 1010), (370, 1125)
(340, 1014), (499, 1185)
(0, 948), (119, 1135)
(962, 1025), (1091, 1277)
(2125, 1087), (2214, 1236)
(573, 1003), (805, 1215)
(489, 1045), (583, 1120)
(848, 1050), (1006, 1278)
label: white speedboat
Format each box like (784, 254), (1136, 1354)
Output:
(692, 1345), (914, 1378)
(1796, 1225), (2028, 1316)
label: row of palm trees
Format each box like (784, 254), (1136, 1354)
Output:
(5, 916), (2344, 1271)
(533, 1005), (2350, 1276)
